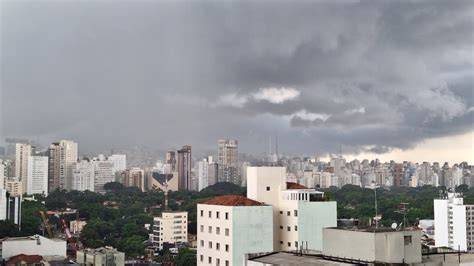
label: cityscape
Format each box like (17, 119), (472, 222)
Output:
(1, 0), (473, 266)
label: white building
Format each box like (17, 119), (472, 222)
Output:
(15, 143), (32, 193)
(26, 156), (48, 196)
(151, 211), (188, 250)
(217, 140), (239, 185)
(2, 235), (66, 260)
(72, 160), (95, 192)
(76, 247), (125, 266)
(198, 159), (209, 191)
(108, 154), (127, 173)
(434, 192), (474, 251)
(59, 140), (78, 191)
(94, 160), (115, 193)
(247, 167), (337, 251)
(197, 195), (273, 266)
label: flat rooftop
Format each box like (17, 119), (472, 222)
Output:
(201, 195), (267, 206)
(422, 253), (474, 263)
(249, 252), (354, 265)
(326, 226), (420, 233)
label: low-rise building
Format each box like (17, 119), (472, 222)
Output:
(1, 235), (67, 260)
(76, 246), (125, 266)
(322, 227), (422, 264)
(152, 211), (188, 250)
(197, 195), (273, 266)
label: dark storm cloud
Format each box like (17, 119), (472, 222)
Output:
(1, 0), (473, 156)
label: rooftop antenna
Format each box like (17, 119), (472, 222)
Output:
(339, 144), (342, 159)
(275, 136), (278, 159)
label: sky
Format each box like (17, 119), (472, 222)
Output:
(0, 0), (473, 164)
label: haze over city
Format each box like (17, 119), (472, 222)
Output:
(1, 0), (473, 164)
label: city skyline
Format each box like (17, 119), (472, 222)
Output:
(1, 1), (472, 163)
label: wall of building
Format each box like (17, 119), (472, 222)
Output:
(434, 199), (449, 247)
(453, 205), (467, 251)
(298, 201), (337, 251)
(2, 235), (66, 259)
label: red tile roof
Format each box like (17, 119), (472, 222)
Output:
(286, 182), (308, 189)
(6, 254), (43, 265)
(202, 195), (266, 206)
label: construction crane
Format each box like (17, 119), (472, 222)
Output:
(39, 211), (54, 238)
(60, 218), (77, 256)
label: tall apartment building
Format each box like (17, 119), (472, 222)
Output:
(107, 154), (127, 174)
(122, 168), (145, 191)
(5, 179), (22, 197)
(48, 143), (61, 192)
(94, 160), (115, 193)
(247, 167), (337, 251)
(177, 145), (192, 190)
(165, 151), (176, 172)
(393, 163), (403, 187)
(151, 211), (188, 250)
(434, 192), (474, 251)
(197, 195), (273, 266)
(26, 156), (48, 196)
(72, 160), (96, 191)
(58, 140), (78, 191)
(217, 140), (239, 185)
(15, 143), (32, 193)
(198, 159), (209, 191)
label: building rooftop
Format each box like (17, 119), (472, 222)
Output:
(202, 195), (267, 206)
(5, 254), (43, 265)
(326, 226), (420, 233)
(286, 182), (308, 189)
(249, 252), (353, 265)
(2, 235), (65, 243)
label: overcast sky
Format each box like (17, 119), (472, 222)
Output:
(1, 0), (473, 163)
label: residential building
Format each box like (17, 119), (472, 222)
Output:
(76, 247), (125, 266)
(151, 211), (188, 250)
(48, 143), (61, 192)
(434, 192), (474, 251)
(94, 160), (115, 193)
(217, 140), (239, 185)
(122, 168), (145, 191)
(107, 154), (127, 173)
(15, 143), (32, 193)
(72, 160), (95, 192)
(5, 178), (22, 196)
(247, 166), (337, 251)
(26, 156), (48, 195)
(197, 195), (273, 266)
(1, 235), (66, 260)
(322, 227), (422, 263)
(198, 159), (209, 191)
(177, 145), (192, 190)
(165, 151), (176, 172)
(59, 140), (78, 191)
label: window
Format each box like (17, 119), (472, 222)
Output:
(225, 228), (229, 236)
(280, 226), (283, 229)
(209, 211), (212, 218)
(200, 210), (203, 217)
(225, 212), (229, 220)
(287, 226), (290, 231)
(216, 258), (220, 266)
(287, 211), (290, 216)
(295, 226), (298, 231)
(200, 255), (203, 262)
(295, 241), (298, 248)
(209, 257), (212, 264)
(216, 211), (220, 219)
(209, 241), (213, 248)
(200, 240), (204, 247)
(225, 261), (229, 266)
(216, 227), (220, 235)
(208, 226), (212, 233)
(294, 210), (298, 217)
(216, 243), (220, 250)
(280, 241), (283, 244)
(266, 186), (270, 191)
(280, 211), (283, 214)
(200, 225), (203, 232)
(404, 235), (412, 245)
(225, 244), (229, 252)
(287, 242), (291, 247)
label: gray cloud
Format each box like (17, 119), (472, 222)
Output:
(1, 0), (473, 156)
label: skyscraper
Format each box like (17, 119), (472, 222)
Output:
(217, 139), (239, 185)
(48, 143), (61, 192)
(26, 156), (48, 196)
(165, 151), (176, 172)
(177, 145), (192, 190)
(15, 143), (32, 193)
(59, 140), (78, 191)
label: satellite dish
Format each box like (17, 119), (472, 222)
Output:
(391, 223), (398, 230)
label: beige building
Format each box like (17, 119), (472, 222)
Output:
(322, 227), (422, 263)
(5, 178), (22, 196)
(197, 195), (273, 266)
(76, 246), (125, 266)
(15, 143), (32, 192)
(148, 172), (179, 192)
(58, 140), (78, 191)
(152, 211), (188, 250)
(217, 140), (239, 185)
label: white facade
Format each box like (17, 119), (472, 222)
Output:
(77, 247), (125, 266)
(217, 140), (239, 185)
(72, 161), (95, 191)
(59, 140), (78, 191)
(0, 189), (7, 220)
(108, 154), (127, 173)
(152, 211), (188, 250)
(247, 167), (337, 251)
(197, 197), (273, 266)
(198, 159), (209, 191)
(26, 156), (48, 196)
(94, 160), (115, 193)
(434, 192), (474, 251)
(15, 143), (32, 193)
(2, 235), (66, 260)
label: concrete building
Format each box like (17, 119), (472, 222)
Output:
(26, 156), (48, 196)
(218, 140), (239, 185)
(148, 172), (178, 192)
(198, 159), (209, 191)
(1, 235), (66, 260)
(76, 247), (125, 266)
(15, 143), (32, 193)
(434, 192), (474, 251)
(165, 151), (176, 172)
(5, 178), (22, 196)
(94, 160), (115, 193)
(72, 160), (95, 192)
(322, 227), (422, 263)
(48, 143), (61, 192)
(70, 220), (87, 234)
(59, 140), (78, 191)
(197, 195), (273, 266)
(177, 145), (192, 190)
(151, 211), (188, 250)
(107, 154), (127, 174)
(247, 167), (337, 251)
(122, 168), (146, 191)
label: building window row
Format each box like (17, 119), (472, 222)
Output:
(199, 255), (229, 266)
(200, 210), (229, 220)
(200, 225), (228, 236)
(201, 241), (230, 252)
